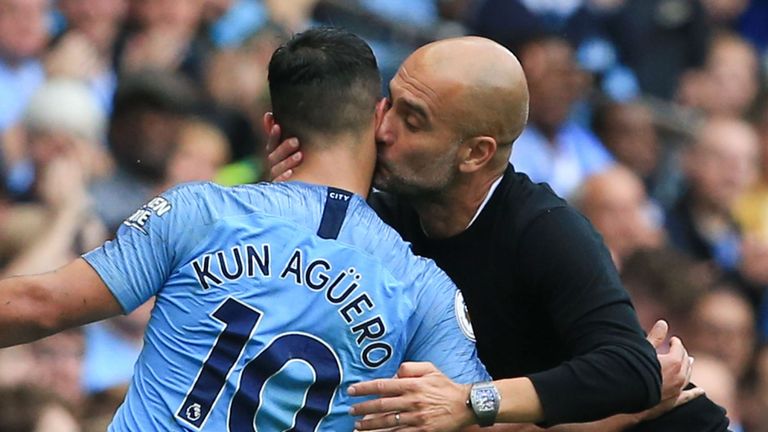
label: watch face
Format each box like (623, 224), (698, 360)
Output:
(475, 388), (497, 411)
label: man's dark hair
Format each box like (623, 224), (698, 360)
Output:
(108, 70), (200, 180)
(268, 27), (381, 146)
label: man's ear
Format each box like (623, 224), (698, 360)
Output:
(374, 98), (389, 131)
(458, 136), (498, 173)
(263, 112), (276, 135)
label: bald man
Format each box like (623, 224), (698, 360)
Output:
(666, 116), (766, 306)
(573, 165), (664, 268)
(270, 36), (728, 431)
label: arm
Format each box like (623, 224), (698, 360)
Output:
(536, 321), (703, 432)
(0, 258), (122, 347)
(349, 362), (543, 431)
(347, 325), (703, 432)
(515, 207), (662, 423)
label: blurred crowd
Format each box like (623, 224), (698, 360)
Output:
(1, 0), (768, 431)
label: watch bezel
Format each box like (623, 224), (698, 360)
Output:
(468, 382), (501, 427)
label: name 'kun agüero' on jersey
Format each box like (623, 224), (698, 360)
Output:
(190, 243), (392, 368)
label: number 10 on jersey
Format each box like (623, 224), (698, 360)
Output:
(176, 298), (342, 431)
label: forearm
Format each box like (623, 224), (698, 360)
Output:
(460, 411), (638, 432)
(0, 259), (123, 348)
(495, 377), (545, 424)
(0, 275), (62, 347)
(517, 209), (662, 423)
(540, 414), (639, 432)
(528, 344), (659, 424)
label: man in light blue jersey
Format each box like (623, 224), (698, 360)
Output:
(0, 27), (490, 431)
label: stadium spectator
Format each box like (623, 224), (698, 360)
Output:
(51, 0), (128, 111)
(262, 0), (318, 34)
(0, 79), (109, 276)
(690, 355), (743, 431)
(510, 34), (614, 199)
(677, 32), (760, 118)
(606, 0), (711, 99)
(0, 385), (81, 432)
(29, 329), (87, 412)
(590, 99), (683, 206)
(573, 165), (663, 268)
(119, 0), (210, 83)
(160, 117), (231, 191)
(688, 288), (756, 380)
(0, 0), (49, 132)
(621, 248), (711, 343)
(470, 0), (621, 53)
(665, 116), (767, 308)
(14, 78), (110, 200)
(90, 70), (199, 231)
(741, 344), (768, 431)
(592, 100), (659, 181)
(0, 345), (35, 388)
(735, 100), (768, 243)
(700, 0), (750, 29)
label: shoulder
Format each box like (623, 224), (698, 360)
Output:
(157, 181), (308, 226)
(492, 167), (568, 238)
(345, 202), (446, 282)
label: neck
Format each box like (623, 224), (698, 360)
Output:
(287, 132), (375, 198)
(411, 167), (504, 239)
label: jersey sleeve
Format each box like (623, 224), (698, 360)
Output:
(82, 185), (205, 314)
(404, 264), (490, 384)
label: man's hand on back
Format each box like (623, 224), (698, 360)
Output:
(348, 362), (475, 432)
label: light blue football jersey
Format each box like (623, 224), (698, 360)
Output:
(83, 181), (488, 431)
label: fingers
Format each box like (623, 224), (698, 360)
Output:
(683, 356), (694, 388)
(396, 362), (439, 378)
(667, 336), (685, 364)
(350, 396), (413, 417)
(646, 320), (668, 348)
(355, 411), (411, 431)
(674, 387), (706, 408)
(266, 131), (302, 181)
(658, 336), (692, 401)
(352, 412), (401, 432)
(348, 378), (410, 398)
(269, 148), (302, 181)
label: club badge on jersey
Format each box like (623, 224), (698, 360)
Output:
(455, 290), (475, 342)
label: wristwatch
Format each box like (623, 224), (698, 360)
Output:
(466, 381), (501, 427)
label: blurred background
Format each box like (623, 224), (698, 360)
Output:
(1, 0), (768, 430)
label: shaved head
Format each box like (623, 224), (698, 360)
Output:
(375, 36), (529, 198)
(403, 37), (529, 151)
